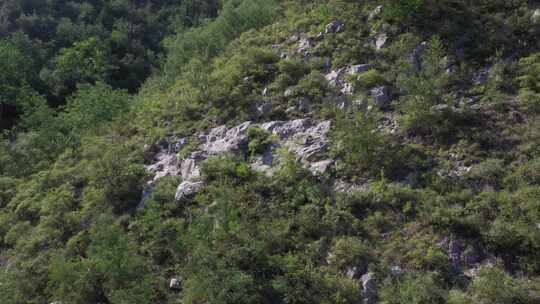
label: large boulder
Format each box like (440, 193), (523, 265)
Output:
(202, 122), (251, 155)
(175, 181), (204, 201)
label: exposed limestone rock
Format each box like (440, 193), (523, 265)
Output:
(352, 98), (369, 112)
(146, 119), (333, 204)
(286, 34), (300, 44)
(310, 159), (334, 174)
(169, 277), (182, 290)
(341, 82), (354, 95)
(375, 33), (388, 50)
(411, 42), (428, 72)
(314, 31), (325, 41)
(347, 64), (371, 76)
(325, 20), (345, 34)
(298, 37), (314, 55)
(202, 121), (251, 155)
(254, 101), (272, 119)
(325, 67), (359, 95)
(390, 265), (404, 277)
(146, 153), (179, 183)
(175, 181), (204, 201)
(532, 9), (540, 23)
(371, 86), (393, 108)
(284, 87), (295, 97)
(464, 259), (496, 279)
(346, 267), (359, 280)
(333, 180), (370, 194)
(325, 69), (344, 87)
(361, 272), (378, 304)
(369, 5), (383, 20)
(473, 67), (491, 85)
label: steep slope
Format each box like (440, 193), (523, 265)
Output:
(1, 1), (540, 303)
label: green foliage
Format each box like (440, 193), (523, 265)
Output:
(384, 0), (426, 21)
(380, 272), (446, 304)
(516, 53), (540, 113)
(469, 266), (527, 303)
(247, 127), (273, 157)
(164, 0), (280, 80)
(0, 40), (37, 128)
(1, 1), (540, 303)
(60, 82), (131, 138)
(49, 217), (156, 304)
(352, 69), (386, 90)
(44, 37), (112, 98)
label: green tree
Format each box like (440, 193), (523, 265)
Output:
(44, 37), (112, 98)
(0, 40), (36, 128)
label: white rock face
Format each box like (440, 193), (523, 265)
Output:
(175, 181), (204, 201)
(532, 9), (540, 23)
(375, 33), (388, 50)
(347, 64), (371, 75)
(146, 153), (179, 183)
(169, 277), (182, 290)
(145, 119), (333, 204)
(325, 20), (345, 34)
(361, 272), (378, 304)
(369, 5), (383, 20)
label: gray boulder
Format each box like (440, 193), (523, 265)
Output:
(286, 34), (300, 44)
(341, 82), (354, 95)
(202, 122), (251, 155)
(371, 86), (393, 108)
(532, 9), (540, 23)
(325, 20), (345, 34)
(411, 42), (428, 72)
(169, 277), (182, 290)
(347, 64), (372, 76)
(175, 181), (204, 201)
(254, 102), (272, 119)
(361, 272), (378, 304)
(146, 152), (180, 183)
(325, 69), (344, 87)
(369, 5), (383, 20)
(310, 159), (334, 174)
(352, 98), (369, 112)
(180, 157), (202, 181)
(473, 67), (491, 85)
(375, 33), (388, 50)
(297, 37), (314, 54)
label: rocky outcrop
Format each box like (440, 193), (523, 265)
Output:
(371, 86), (393, 109)
(361, 272), (378, 304)
(411, 42), (428, 72)
(369, 5), (383, 20)
(175, 181), (204, 201)
(325, 64), (371, 97)
(375, 33), (388, 50)
(145, 119), (333, 203)
(169, 277), (182, 291)
(532, 9), (540, 23)
(325, 20), (345, 34)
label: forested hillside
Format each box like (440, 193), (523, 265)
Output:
(0, 0), (539, 303)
